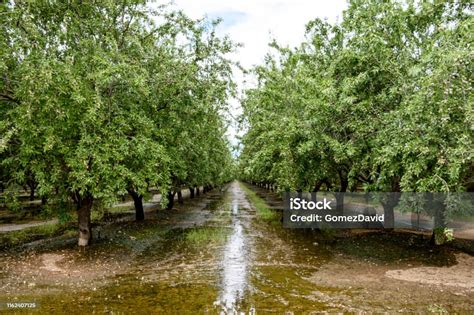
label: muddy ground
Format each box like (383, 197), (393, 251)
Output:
(0, 181), (473, 313)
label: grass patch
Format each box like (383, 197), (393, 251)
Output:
(108, 205), (135, 214)
(319, 224), (337, 240)
(239, 183), (278, 222)
(332, 231), (457, 266)
(184, 227), (227, 245)
(0, 223), (76, 249)
(91, 204), (135, 223)
(127, 224), (170, 240)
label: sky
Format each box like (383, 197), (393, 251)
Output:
(168, 0), (348, 148)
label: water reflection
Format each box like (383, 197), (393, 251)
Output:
(217, 199), (249, 313)
(231, 201), (239, 215)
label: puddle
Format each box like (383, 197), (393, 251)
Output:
(216, 197), (250, 312)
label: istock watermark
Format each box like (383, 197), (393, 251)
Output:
(283, 192), (474, 230)
(289, 197), (333, 210)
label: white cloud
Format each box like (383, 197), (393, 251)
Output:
(171, 0), (346, 68)
(162, 1), (348, 147)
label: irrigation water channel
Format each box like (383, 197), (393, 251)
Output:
(1, 181), (473, 313)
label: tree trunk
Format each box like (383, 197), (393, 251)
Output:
(29, 186), (35, 201)
(26, 178), (37, 201)
(126, 188), (144, 221)
(311, 180), (323, 202)
(382, 202), (395, 230)
(296, 189), (303, 200)
(335, 193), (344, 215)
(433, 199), (446, 230)
(189, 187), (195, 199)
(195, 186), (200, 196)
(166, 191), (175, 210)
(131, 191), (144, 221)
(177, 190), (183, 204)
(77, 195), (93, 247)
(382, 180), (401, 230)
(335, 172), (348, 215)
(382, 187), (400, 230)
(431, 194), (447, 245)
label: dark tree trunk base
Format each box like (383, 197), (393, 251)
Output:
(77, 195), (93, 247)
(132, 193), (144, 221)
(167, 191), (175, 210)
(127, 188), (145, 221)
(177, 191), (183, 204)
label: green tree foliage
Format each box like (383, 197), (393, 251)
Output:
(239, 0), (473, 235)
(1, 1), (235, 246)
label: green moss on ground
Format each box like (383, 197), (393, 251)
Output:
(0, 223), (76, 249)
(239, 183), (279, 222)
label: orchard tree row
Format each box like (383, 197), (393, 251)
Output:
(239, 0), (473, 238)
(0, 1), (235, 246)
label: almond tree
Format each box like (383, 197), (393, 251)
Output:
(1, 1), (235, 246)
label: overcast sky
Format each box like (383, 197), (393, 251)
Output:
(168, 0), (348, 148)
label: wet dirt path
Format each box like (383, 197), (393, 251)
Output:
(0, 181), (473, 313)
